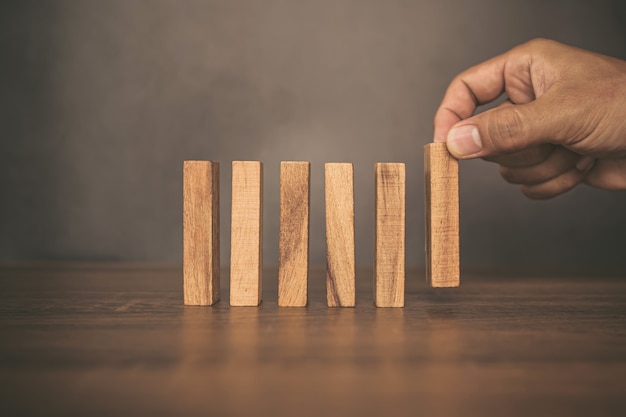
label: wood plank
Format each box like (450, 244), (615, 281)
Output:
(325, 163), (355, 307)
(278, 161), (310, 307)
(230, 161), (263, 306)
(183, 160), (220, 305)
(374, 163), (405, 307)
(4, 266), (626, 417)
(424, 143), (460, 287)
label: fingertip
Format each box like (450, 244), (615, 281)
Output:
(433, 106), (463, 144)
(520, 167), (585, 199)
(446, 125), (483, 159)
(499, 165), (519, 184)
(520, 185), (552, 200)
(576, 156), (596, 172)
(433, 122), (451, 143)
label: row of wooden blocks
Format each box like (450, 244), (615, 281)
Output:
(183, 143), (459, 308)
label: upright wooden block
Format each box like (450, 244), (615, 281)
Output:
(230, 161), (263, 306)
(278, 161), (310, 307)
(424, 143), (460, 287)
(325, 163), (355, 307)
(183, 161), (220, 305)
(374, 163), (405, 307)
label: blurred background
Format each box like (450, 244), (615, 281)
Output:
(1, 0), (625, 270)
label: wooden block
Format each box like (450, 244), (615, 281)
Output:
(325, 163), (355, 307)
(374, 163), (405, 307)
(183, 161), (220, 305)
(424, 143), (460, 287)
(230, 161), (263, 306)
(278, 161), (310, 307)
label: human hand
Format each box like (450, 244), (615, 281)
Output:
(433, 38), (626, 199)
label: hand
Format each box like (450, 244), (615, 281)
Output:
(433, 38), (626, 199)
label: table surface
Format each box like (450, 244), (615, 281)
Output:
(1, 264), (625, 417)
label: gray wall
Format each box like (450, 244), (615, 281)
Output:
(1, 0), (625, 269)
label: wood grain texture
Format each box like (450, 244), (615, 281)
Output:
(325, 163), (355, 307)
(374, 163), (405, 307)
(4, 265), (626, 417)
(183, 161), (219, 305)
(230, 161), (263, 306)
(278, 161), (310, 307)
(425, 143), (460, 287)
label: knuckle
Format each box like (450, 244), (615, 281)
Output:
(526, 37), (549, 48)
(510, 38), (543, 56)
(485, 108), (526, 153)
(522, 37), (555, 53)
(448, 74), (468, 93)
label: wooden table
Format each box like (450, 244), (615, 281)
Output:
(1, 264), (625, 416)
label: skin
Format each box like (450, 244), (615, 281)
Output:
(433, 38), (626, 199)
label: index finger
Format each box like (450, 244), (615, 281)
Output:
(433, 53), (508, 142)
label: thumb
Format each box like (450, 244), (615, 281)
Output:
(445, 100), (556, 160)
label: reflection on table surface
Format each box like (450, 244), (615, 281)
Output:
(1, 264), (626, 416)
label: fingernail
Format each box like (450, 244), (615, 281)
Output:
(576, 156), (595, 171)
(447, 125), (482, 156)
